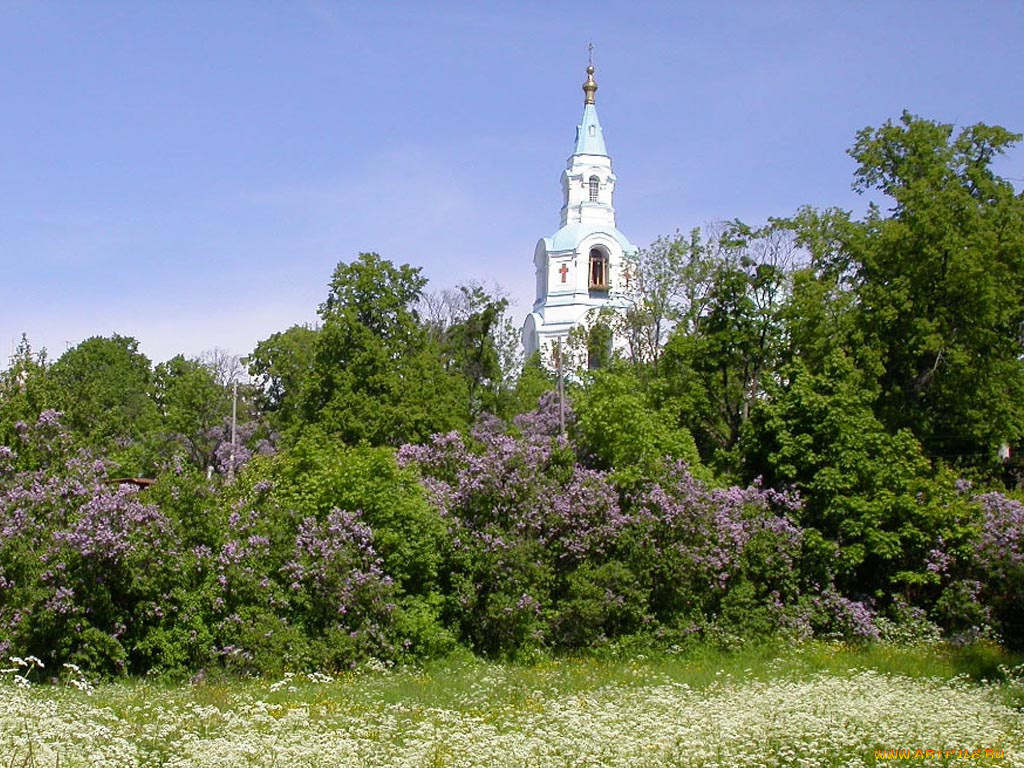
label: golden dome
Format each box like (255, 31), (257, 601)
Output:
(582, 64), (597, 105)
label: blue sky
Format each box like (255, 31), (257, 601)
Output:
(2, 1), (1022, 367)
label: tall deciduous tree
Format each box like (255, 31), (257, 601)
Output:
(658, 221), (797, 465)
(303, 253), (465, 445)
(739, 354), (949, 595)
(777, 206), (866, 377)
(845, 112), (1024, 468)
(622, 229), (713, 370)
(248, 324), (319, 435)
(0, 335), (55, 454)
(152, 355), (233, 470)
(49, 335), (159, 473)
(422, 284), (523, 420)
(572, 363), (702, 485)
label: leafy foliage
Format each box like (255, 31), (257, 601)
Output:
(247, 324), (318, 435)
(740, 357), (937, 590)
(0, 336), (55, 459)
(302, 253), (468, 445)
(658, 221), (797, 466)
(572, 363), (701, 484)
(152, 355), (234, 470)
(49, 335), (160, 474)
(846, 113), (1024, 467)
(4, 112), (1024, 672)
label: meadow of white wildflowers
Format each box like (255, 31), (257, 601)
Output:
(2, 657), (1023, 767)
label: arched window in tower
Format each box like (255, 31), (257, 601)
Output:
(588, 175), (600, 202)
(589, 248), (608, 290)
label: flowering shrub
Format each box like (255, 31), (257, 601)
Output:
(399, 408), (628, 654)
(206, 418), (276, 476)
(0, 412), (179, 673)
(398, 399), (858, 652)
(281, 508), (399, 664)
(975, 493), (1024, 586)
(159, 467), (405, 674)
(961, 493), (1024, 646)
(9, 400), (1024, 674)
(0, 413), (407, 675)
(625, 464), (804, 632)
(887, 487), (1024, 647)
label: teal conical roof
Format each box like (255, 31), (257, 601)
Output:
(573, 103), (607, 156)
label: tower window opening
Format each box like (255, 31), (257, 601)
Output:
(589, 248), (608, 290)
(588, 175), (600, 202)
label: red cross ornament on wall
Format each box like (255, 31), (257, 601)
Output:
(559, 263), (569, 283)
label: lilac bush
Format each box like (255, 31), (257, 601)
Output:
(399, 401), (842, 652)
(282, 509), (399, 662)
(975, 493), (1024, 585)
(968, 493), (1024, 645)
(189, 477), (404, 673)
(625, 463), (809, 641)
(800, 588), (881, 642)
(0, 412), (405, 675)
(208, 418), (276, 476)
(629, 466), (803, 591)
(0, 412), (180, 673)
(888, 487), (1024, 646)
(399, 412), (628, 654)
(16, 398), (1024, 674)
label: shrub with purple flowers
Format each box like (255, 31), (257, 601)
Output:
(623, 462), (809, 642)
(0, 413), (413, 676)
(0, 412), (180, 673)
(399, 399), (847, 652)
(873, 485), (1024, 647)
(975, 493), (1024, 588)
(9, 395), (1024, 675)
(931, 491), (1024, 647)
(798, 587), (881, 642)
(399, 407), (628, 655)
(281, 508), (399, 664)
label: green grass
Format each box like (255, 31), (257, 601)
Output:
(84, 640), (1024, 720)
(4, 642), (1024, 767)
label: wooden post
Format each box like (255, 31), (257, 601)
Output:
(556, 338), (565, 437)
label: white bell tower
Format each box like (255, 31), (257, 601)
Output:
(522, 62), (638, 366)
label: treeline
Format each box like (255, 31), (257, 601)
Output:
(2, 112), (1024, 676)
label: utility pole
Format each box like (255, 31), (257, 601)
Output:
(228, 380), (237, 480)
(556, 337), (565, 437)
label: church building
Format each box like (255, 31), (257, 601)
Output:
(521, 63), (638, 366)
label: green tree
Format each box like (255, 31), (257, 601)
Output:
(777, 207), (865, 376)
(622, 229), (712, 370)
(49, 335), (159, 473)
(658, 221), (796, 466)
(303, 253), (465, 445)
(739, 354), (965, 598)
(152, 355), (233, 470)
(505, 352), (555, 418)
(436, 285), (520, 420)
(248, 324), (319, 435)
(0, 335), (57, 454)
(572, 363), (702, 485)
(845, 112), (1024, 469)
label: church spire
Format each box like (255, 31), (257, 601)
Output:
(521, 57), (638, 364)
(573, 58), (606, 157)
